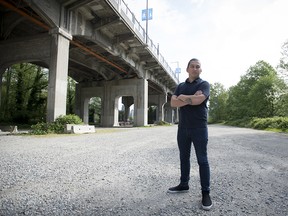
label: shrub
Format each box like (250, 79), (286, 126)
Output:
(54, 114), (83, 125)
(30, 114), (83, 135)
(156, 121), (170, 126)
(30, 122), (50, 135)
(250, 117), (288, 131)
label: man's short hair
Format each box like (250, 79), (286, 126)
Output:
(187, 58), (200, 69)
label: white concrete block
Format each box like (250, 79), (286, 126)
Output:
(71, 125), (95, 134)
(64, 124), (74, 133)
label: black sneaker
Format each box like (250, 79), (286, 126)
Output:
(202, 191), (212, 211)
(167, 184), (189, 193)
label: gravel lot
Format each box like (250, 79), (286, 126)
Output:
(0, 125), (287, 216)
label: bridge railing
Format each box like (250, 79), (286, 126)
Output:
(108, 0), (179, 84)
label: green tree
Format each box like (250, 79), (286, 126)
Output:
(276, 40), (288, 116)
(226, 83), (248, 120)
(226, 60), (281, 120)
(0, 63), (48, 123)
(89, 97), (102, 125)
(148, 105), (157, 124)
(278, 40), (288, 83)
(13, 63), (29, 123)
(26, 66), (48, 123)
(1, 67), (13, 120)
(67, 77), (76, 114)
(209, 82), (228, 123)
(274, 92), (288, 116)
(248, 75), (275, 117)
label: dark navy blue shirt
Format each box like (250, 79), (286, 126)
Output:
(174, 78), (210, 129)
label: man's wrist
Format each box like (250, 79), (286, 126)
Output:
(185, 97), (192, 105)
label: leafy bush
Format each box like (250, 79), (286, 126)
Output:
(156, 121), (171, 126)
(30, 114), (83, 135)
(225, 118), (252, 128)
(30, 122), (50, 135)
(54, 114), (83, 125)
(250, 117), (288, 131)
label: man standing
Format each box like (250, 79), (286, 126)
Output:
(168, 58), (212, 211)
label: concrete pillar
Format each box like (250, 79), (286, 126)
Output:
(148, 93), (167, 123)
(75, 79), (149, 127)
(75, 83), (82, 118)
(83, 98), (90, 124)
(102, 83), (114, 127)
(173, 108), (179, 123)
(75, 82), (105, 125)
(113, 96), (121, 126)
(0, 66), (8, 111)
(134, 78), (148, 126)
(164, 103), (173, 123)
(47, 28), (72, 122)
(165, 96), (177, 124)
(158, 94), (167, 122)
(122, 96), (134, 121)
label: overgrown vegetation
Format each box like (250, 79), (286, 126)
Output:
(155, 120), (171, 126)
(0, 63), (48, 124)
(0, 63), (76, 125)
(249, 117), (288, 132)
(222, 117), (288, 132)
(208, 40), (288, 132)
(30, 114), (83, 135)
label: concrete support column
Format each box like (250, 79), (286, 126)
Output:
(47, 28), (72, 122)
(102, 83), (114, 127)
(75, 79), (149, 127)
(148, 93), (167, 123)
(158, 94), (167, 122)
(122, 96), (133, 122)
(83, 98), (90, 124)
(164, 103), (173, 123)
(113, 96), (121, 127)
(74, 84), (90, 124)
(75, 82), (105, 125)
(0, 67), (7, 111)
(74, 83), (82, 119)
(172, 108), (179, 124)
(134, 79), (148, 126)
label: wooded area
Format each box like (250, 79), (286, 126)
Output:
(208, 41), (288, 131)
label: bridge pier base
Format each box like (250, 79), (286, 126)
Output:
(75, 78), (150, 127)
(148, 93), (167, 123)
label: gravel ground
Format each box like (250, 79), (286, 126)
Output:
(0, 125), (287, 216)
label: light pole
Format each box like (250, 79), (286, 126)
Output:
(146, 0), (148, 43)
(171, 61), (181, 81)
(141, 0), (152, 44)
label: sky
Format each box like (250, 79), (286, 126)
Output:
(123, 0), (288, 88)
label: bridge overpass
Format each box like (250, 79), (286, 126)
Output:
(0, 0), (179, 126)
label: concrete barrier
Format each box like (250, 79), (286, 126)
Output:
(65, 124), (95, 134)
(72, 125), (95, 134)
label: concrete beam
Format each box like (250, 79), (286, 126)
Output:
(27, 0), (61, 28)
(0, 34), (51, 65)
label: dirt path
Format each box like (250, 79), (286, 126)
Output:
(0, 125), (287, 215)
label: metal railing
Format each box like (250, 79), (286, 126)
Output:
(108, 0), (179, 84)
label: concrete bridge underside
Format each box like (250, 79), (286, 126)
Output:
(0, 0), (178, 126)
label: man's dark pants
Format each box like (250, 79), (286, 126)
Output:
(177, 127), (210, 192)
